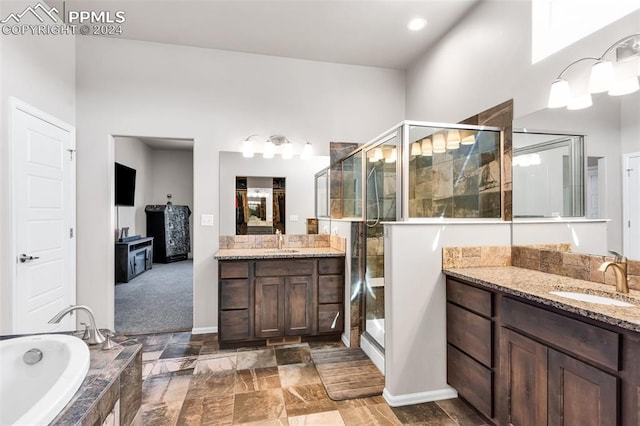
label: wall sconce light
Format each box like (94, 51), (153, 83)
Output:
(241, 134), (313, 159)
(421, 137), (433, 156)
(547, 33), (640, 109)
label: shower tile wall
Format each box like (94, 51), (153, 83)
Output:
(330, 142), (360, 218)
(342, 154), (362, 218)
(409, 133), (501, 218)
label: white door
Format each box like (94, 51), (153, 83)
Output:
(624, 153), (640, 259)
(12, 99), (75, 333)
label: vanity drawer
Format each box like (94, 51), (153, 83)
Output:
(318, 275), (344, 304)
(318, 258), (344, 275)
(220, 279), (249, 310)
(255, 259), (314, 277)
(446, 278), (492, 318)
(447, 344), (492, 418)
(220, 310), (250, 341)
(318, 304), (343, 333)
(502, 297), (620, 370)
(220, 261), (249, 279)
(447, 302), (492, 367)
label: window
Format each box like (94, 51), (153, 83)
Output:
(532, 0), (640, 63)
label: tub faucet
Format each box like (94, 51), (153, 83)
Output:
(276, 229), (284, 250)
(599, 251), (629, 294)
(48, 305), (105, 345)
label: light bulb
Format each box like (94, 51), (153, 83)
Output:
(407, 18), (427, 31)
(589, 60), (615, 93)
(548, 79), (570, 108)
(432, 133), (446, 153)
(301, 142), (313, 159)
(242, 139), (254, 158)
(421, 137), (433, 156)
(282, 141), (293, 159)
(263, 140), (274, 159)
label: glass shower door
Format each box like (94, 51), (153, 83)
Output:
(363, 130), (399, 350)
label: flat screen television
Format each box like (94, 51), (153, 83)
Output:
(115, 162), (136, 206)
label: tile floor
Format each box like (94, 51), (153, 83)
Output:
(127, 331), (488, 425)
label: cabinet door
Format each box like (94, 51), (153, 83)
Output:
(548, 349), (617, 426)
(255, 277), (284, 338)
(500, 329), (548, 426)
(285, 276), (313, 336)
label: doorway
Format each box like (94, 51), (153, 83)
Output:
(10, 98), (76, 334)
(113, 136), (194, 335)
(623, 152), (640, 259)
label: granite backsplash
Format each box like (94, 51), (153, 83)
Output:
(443, 243), (640, 291)
(219, 234), (346, 251)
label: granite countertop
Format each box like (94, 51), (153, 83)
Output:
(443, 266), (640, 333)
(214, 247), (345, 260)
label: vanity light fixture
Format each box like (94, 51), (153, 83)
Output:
(241, 134), (312, 159)
(410, 142), (422, 156)
(369, 147), (384, 162)
(421, 137), (433, 156)
(547, 33), (640, 109)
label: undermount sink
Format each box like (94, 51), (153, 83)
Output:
(549, 291), (636, 307)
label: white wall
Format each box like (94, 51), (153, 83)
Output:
(75, 36), (405, 329)
(511, 219), (609, 256)
(0, 0), (76, 333)
(328, 219), (356, 347)
(406, 3), (639, 254)
(383, 222), (511, 405)
(621, 91), (640, 155)
(114, 137), (153, 237)
(220, 152), (329, 235)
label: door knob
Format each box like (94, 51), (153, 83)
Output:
(19, 253), (40, 263)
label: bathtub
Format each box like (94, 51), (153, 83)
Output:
(0, 334), (90, 425)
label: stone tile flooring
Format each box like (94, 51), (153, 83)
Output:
(127, 331), (488, 425)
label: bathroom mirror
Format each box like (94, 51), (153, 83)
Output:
(235, 176), (285, 235)
(512, 90), (640, 259)
(219, 151), (330, 236)
(512, 131), (584, 218)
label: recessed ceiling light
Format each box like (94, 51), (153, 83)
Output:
(407, 17), (427, 31)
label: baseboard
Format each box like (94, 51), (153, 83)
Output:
(341, 333), (350, 348)
(191, 326), (218, 335)
(360, 334), (385, 375)
(382, 386), (458, 407)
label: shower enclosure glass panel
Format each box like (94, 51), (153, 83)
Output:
(363, 130), (400, 349)
(407, 125), (502, 218)
(342, 152), (363, 218)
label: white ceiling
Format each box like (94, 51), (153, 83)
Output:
(66, 0), (479, 69)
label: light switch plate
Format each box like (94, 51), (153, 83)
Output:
(290, 214), (299, 222)
(201, 214), (214, 227)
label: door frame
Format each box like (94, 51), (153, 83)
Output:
(622, 151), (640, 257)
(9, 97), (76, 332)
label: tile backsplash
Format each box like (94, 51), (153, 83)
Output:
(219, 234), (346, 251)
(443, 243), (640, 291)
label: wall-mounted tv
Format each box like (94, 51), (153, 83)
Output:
(115, 162), (136, 206)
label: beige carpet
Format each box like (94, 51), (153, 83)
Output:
(311, 347), (385, 401)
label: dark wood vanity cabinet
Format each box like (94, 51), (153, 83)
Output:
(219, 257), (344, 346)
(445, 276), (634, 425)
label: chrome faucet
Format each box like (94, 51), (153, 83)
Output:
(599, 251), (629, 294)
(276, 229), (284, 250)
(48, 305), (106, 345)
